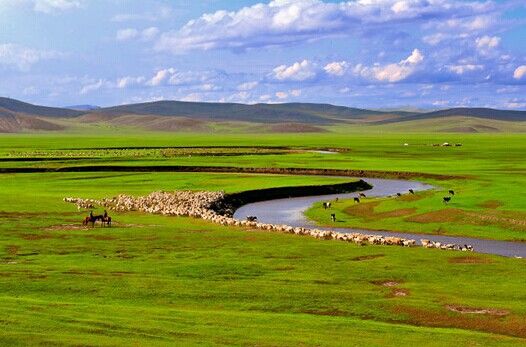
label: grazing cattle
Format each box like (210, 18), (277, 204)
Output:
(323, 202), (331, 209)
(335, 198), (339, 202)
(443, 196), (451, 204)
(396, 193), (402, 197)
(409, 189), (414, 194)
(353, 197), (360, 203)
(432, 144), (440, 147)
(246, 216), (258, 222)
(455, 143), (462, 147)
(359, 193), (366, 198)
(449, 190), (455, 195)
(330, 213), (336, 222)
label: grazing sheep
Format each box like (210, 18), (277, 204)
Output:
(64, 190), (473, 253)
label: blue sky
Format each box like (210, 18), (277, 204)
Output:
(0, 0), (525, 109)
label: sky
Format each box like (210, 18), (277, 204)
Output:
(0, 0), (525, 109)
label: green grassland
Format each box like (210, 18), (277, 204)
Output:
(0, 131), (526, 345)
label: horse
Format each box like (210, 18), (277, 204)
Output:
(448, 190), (455, 195)
(82, 215), (104, 227)
(102, 216), (112, 227)
(409, 189), (415, 194)
(443, 196), (451, 204)
(353, 197), (360, 203)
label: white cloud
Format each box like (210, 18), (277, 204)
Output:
(355, 49), (424, 83)
(80, 79), (106, 95)
(144, 68), (217, 88)
(272, 60), (316, 81)
(141, 27), (160, 41)
(275, 91), (288, 99)
(116, 28), (139, 41)
(324, 61), (349, 76)
(475, 35), (500, 50)
(146, 68), (176, 86)
(290, 89), (302, 97)
(33, 0), (82, 13)
(447, 64), (483, 75)
(237, 81), (259, 91)
(0, 43), (61, 71)
(513, 65), (526, 80)
(401, 49), (424, 65)
(155, 0), (493, 53)
(116, 76), (145, 89)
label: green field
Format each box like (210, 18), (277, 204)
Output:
(1, 131), (525, 345)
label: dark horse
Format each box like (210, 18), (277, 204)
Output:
(83, 211), (112, 227)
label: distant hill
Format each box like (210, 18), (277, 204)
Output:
(97, 101), (399, 124)
(0, 97), (82, 117)
(377, 108), (526, 124)
(0, 97), (525, 133)
(65, 104), (100, 111)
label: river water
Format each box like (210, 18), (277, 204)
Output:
(234, 178), (526, 258)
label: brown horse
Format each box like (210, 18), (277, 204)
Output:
(82, 214), (104, 227)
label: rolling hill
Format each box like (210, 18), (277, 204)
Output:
(0, 97), (525, 133)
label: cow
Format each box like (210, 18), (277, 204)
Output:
(330, 213), (336, 222)
(449, 190), (455, 195)
(246, 216), (258, 222)
(396, 193), (402, 197)
(323, 202), (331, 209)
(359, 193), (367, 198)
(409, 189), (415, 194)
(353, 197), (360, 203)
(443, 196), (451, 204)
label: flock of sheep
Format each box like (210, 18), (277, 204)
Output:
(64, 190), (474, 253)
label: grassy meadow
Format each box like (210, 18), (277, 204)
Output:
(0, 131), (525, 345)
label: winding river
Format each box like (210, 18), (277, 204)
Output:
(234, 178), (526, 258)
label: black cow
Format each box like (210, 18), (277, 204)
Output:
(443, 196), (451, 204)
(449, 190), (455, 195)
(353, 197), (360, 203)
(409, 189), (415, 194)
(331, 213), (336, 222)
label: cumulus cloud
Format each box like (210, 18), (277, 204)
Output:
(33, 0), (82, 13)
(0, 43), (61, 71)
(80, 79), (107, 95)
(116, 28), (139, 41)
(272, 60), (316, 81)
(116, 76), (145, 89)
(324, 61), (349, 76)
(355, 49), (424, 83)
(154, 0), (494, 53)
(237, 81), (259, 91)
(145, 68), (218, 87)
(513, 65), (526, 80)
(447, 64), (483, 75)
(476, 35), (500, 50)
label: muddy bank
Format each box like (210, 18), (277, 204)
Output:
(0, 165), (461, 180)
(213, 180), (372, 216)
